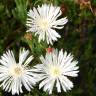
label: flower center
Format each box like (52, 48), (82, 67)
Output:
(9, 64), (24, 78)
(14, 67), (22, 75)
(50, 66), (61, 78)
(37, 19), (49, 30)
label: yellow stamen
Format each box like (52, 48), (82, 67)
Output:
(9, 64), (24, 78)
(51, 66), (61, 77)
(37, 19), (49, 30)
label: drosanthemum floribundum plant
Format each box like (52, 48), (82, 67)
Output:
(0, 48), (37, 95)
(32, 49), (79, 94)
(26, 4), (68, 44)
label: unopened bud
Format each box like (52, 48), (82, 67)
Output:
(24, 33), (32, 40)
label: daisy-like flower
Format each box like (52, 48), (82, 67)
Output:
(0, 48), (37, 95)
(26, 4), (68, 45)
(32, 49), (79, 94)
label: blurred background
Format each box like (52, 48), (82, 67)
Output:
(0, 0), (96, 96)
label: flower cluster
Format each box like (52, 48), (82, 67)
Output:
(0, 4), (79, 95)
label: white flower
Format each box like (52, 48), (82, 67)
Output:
(32, 49), (79, 94)
(26, 4), (68, 45)
(0, 48), (37, 95)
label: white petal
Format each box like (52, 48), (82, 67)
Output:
(24, 55), (33, 66)
(56, 79), (61, 92)
(19, 48), (29, 64)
